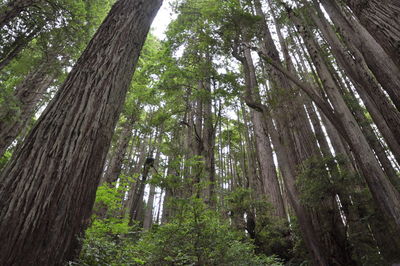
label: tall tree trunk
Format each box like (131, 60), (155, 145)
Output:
(143, 148), (161, 229)
(129, 156), (155, 225)
(319, 0), (400, 111)
(284, 8), (400, 228)
(310, 3), (400, 163)
(124, 138), (148, 217)
(242, 47), (286, 218)
(0, 61), (55, 156)
(201, 77), (216, 207)
(101, 116), (135, 185)
(343, 0), (400, 69)
(0, 0), (162, 265)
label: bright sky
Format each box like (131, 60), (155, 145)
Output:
(152, 0), (175, 40)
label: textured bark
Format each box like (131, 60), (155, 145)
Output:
(250, 2), (329, 264)
(201, 77), (216, 207)
(266, 115), (328, 266)
(343, 0), (400, 69)
(291, 12), (400, 228)
(0, 0), (162, 265)
(310, 4), (400, 164)
(242, 47), (286, 218)
(320, 0), (400, 111)
(0, 61), (55, 156)
(101, 118), (135, 185)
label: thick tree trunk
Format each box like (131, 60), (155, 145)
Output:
(310, 4), (400, 163)
(287, 11), (400, 228)
(242, 47), (286, 218)
(343, 0), (400, 69)
(320, 0), (400, 111)
(266, 115), (329, 266)
(0, 0), (162, 265)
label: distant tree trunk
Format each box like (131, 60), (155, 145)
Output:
(284, 8), (400, 228)
(201, 77), (216, 207)
(0, 0), (162, 265)
(0, 28), (39, 71)
(129, 156), (155, 225)
(143, 179), (156, 229)
(239, 102), (261, 197)
(124, 138), (148, 216)
(143, 148), (161, 229)
(0, 61), (55, 156)
(0, 0), (40, 29)
(343, 0), (400, 69)
(161, 157), (177, 224)
(242, 47), (286, 218)
(310, 3), (400, 163)
(320, 0), (400, 111)
(101, 116), (135, 185)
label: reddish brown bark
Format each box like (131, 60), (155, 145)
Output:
(0, 0), (162, 265)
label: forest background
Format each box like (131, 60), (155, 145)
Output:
(0, 0), (400, 265)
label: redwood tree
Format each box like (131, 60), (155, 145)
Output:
(0, 0), (162, 265)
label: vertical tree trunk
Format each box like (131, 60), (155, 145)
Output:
(0, 0), (162, 265)
(242, 47), (286, 218)
(201, 77), (216, 207)
(101, 116), (135, 185)
(143, 148), (161, 229)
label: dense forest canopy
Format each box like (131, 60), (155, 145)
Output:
(0, 0), (400, 265)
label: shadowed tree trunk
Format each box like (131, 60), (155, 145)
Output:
(320, 0), (400, 111)
(201, 77), (217, 207)
(343, 0), (400, 69)
(0, 0), (40, 28)
(265, 6), (400, 229)
(0, 59), (56, 157)
(143, 147), (161, 229)
(309, 3), (400, 163)
(0, 0), (162, 265)
(101, 116), (136, 185)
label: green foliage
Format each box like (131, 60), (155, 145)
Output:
(226, 188), (294, 262)
(296, 155), (390, 265)
(296, 155), (353, 208)
(0, 150), (12, 169)
(77, 194), (282, 265)
(132, 198), (282, 265)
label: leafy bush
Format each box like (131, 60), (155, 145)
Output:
(74, 196), (282, 265)
(133, 197), (282, 265)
